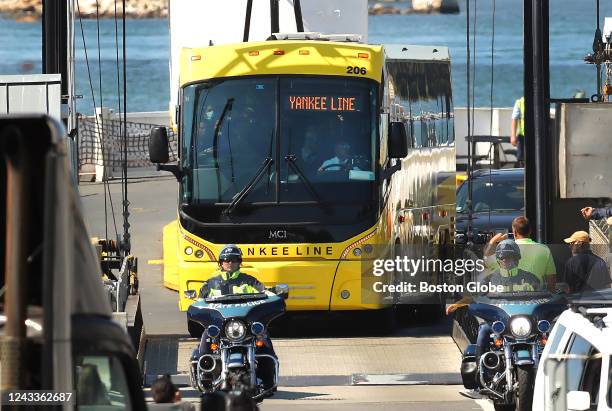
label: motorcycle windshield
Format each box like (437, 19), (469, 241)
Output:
(469, 291), (563, 320)
(187, 293), (285, 327)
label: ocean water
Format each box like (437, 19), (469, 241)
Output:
(1, 0), (611, 114)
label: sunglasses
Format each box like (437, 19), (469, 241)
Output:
(220, 257), (240, 263)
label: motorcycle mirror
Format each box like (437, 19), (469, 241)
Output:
(184, 289), (197, 299)
(274, 284), (289, 299)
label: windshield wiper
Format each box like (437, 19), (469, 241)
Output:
(213, 98), (234, 169)
(285, 155), (331, 214)
(223, 158), (274, 215)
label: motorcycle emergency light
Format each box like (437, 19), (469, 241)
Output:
(210, 343), (219, 351)
(255, 340), (265, 348)
(494, 337), (503, 347)
(207, 325), (221, 338)
(251, 322), (265, 336)
(537, 320), (551, 333)
(492, 321), (505, 334)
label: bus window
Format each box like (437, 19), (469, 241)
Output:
(183, 78), (276, 203)
(279, 77), (377, 202)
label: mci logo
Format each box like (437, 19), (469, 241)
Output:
(269, 230), (287, 239)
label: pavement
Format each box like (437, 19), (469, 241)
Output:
(79, 174), (488, 411)
(79, 173), (186, 335)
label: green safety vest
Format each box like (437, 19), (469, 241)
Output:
(517, 97), (525, 137)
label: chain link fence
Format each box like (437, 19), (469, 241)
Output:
(77, 116), (178, 169)
(589, 218), (611, 261)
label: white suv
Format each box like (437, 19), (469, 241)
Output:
(533, 300), (612, 411)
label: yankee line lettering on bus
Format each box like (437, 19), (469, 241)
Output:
(246, 246), (334, 256)
(289, 96), (356, 111)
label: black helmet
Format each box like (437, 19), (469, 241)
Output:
(218, 244), (243, 264)
(495, 239), (521, 261)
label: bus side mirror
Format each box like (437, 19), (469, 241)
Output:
(388, 122), (408, 159)
(149, 126), (169, 164)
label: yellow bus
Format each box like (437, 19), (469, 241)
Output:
(149, 38), (455, 324)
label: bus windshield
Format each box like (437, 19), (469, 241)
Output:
(181, 76), (378, 221)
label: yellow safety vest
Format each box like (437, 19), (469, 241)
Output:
(517, 97), (525, 137)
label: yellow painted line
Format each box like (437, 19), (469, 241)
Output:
(148, 259), (163, 265)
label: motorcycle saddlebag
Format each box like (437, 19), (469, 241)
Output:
(461, 344), (479, 389)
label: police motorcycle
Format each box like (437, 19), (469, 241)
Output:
(459, 240), (567, 411)
(460, 289), (567, 411)
(185, 284), (288, 401)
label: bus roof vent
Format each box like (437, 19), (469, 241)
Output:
(272, 32), (322, 41)
(319, 33), (363, 43)
(271, 32), (363, 43)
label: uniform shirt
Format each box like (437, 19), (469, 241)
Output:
(485, 238), (557, 286)
(481, 268), (542, 292)
(563, 251), (611, 293)
(512, 97), (525, 136)
(199, 270), (265, 298)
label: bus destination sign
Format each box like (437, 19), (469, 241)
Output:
(288, 95), (358, 111)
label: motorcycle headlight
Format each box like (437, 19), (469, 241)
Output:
(224, 320), (246, 342)
(510, 317), (532, 338)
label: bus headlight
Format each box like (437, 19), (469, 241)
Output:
(225, 320), (246, 341)
(510, 317), (532, 338)
(185, 247), (193, 255)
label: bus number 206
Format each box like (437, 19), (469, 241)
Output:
(346, 66), (367, 75)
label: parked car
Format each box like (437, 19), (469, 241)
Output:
(533, 289), (612, 411)
(455, 168), (524, 245)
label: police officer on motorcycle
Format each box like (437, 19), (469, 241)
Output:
(199, 244), (265, 297)
(474, 240), (541, 358)
(448, 240), (542, 357)
(195, 244), (277, 392)
(481, 240), (542, 292)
